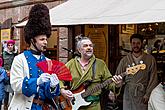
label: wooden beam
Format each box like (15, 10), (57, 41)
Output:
(0, 0), (61, 9)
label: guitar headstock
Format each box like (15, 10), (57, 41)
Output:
(126, 61), (146, 75)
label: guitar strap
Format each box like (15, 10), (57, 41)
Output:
(84, 59), (100, 102)
(83, 59), (96, 88)
(92, 59), (96, 80)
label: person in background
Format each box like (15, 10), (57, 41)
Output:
(0, 56), (9, 110)
(160, 38), (165, 50)
(8, 3), (60, 110)
(2, 41), (7, 52)
(143, 39), (151, 54)
(0, 56), (3, 68)
(148, 69), (165, 110)
(60, 35), (122, 110)
(152, 39), (162, 53)
(2, 39), (18, 110)
(112, 34), (158, 110)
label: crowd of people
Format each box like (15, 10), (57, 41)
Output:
(0, 3), (164, 110)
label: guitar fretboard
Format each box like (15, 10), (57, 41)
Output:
(81, 72), (127, 98)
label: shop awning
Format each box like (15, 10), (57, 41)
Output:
(16, 0), (165, 27)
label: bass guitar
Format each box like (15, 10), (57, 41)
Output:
(59, 63), (146, 110)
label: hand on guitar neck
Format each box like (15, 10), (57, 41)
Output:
(109, 62), (146, 101)
(112, 61), (146, 86)
(112, 75), (123, 86)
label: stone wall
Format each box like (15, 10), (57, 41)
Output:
(59, 27), (69, 63)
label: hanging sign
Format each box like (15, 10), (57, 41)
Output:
(1, 29), (11, 41)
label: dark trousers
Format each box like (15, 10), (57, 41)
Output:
(4, 91), (9, 109)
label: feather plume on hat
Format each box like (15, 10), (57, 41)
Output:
(24, 3), (51, 45)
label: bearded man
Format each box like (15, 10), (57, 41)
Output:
(114, 34), (158, 110)
(60, 35), (122, 110)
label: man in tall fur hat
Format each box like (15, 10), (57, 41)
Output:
(9, 3), (60, 110)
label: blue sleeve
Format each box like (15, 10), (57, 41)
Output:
(0, 68), (8, 83)
(22, 77), (38, 97)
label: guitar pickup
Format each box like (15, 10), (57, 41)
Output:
(71, 97), (75, 105)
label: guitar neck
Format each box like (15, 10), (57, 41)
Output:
(81, 72), (127, 98)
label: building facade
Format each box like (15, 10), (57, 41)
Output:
(0, 0), (70, 62)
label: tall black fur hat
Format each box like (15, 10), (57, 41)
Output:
(24, 3), (51, 44)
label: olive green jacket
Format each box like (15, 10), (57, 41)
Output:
(60, 55), (115, 110)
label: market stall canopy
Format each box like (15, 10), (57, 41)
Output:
(16, 0), (165, 27)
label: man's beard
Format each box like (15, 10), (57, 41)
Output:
(132, 47), (142, 53)
(84, 52), (93, 59)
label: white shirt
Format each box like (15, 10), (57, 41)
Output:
(148, 83), (165, 110)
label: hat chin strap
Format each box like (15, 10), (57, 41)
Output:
(31, 40), (42, 53)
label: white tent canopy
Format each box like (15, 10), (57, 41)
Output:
(16, 0), (165, 27)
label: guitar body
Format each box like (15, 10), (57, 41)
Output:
(59, 85), (91, 110)
(59, 95), (72, 110)
(71, 89), (91, 110)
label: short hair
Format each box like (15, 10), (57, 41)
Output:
(130, 34), (144, 43)
(75, 34), (92, 49)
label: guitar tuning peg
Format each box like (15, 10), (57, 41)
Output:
(140, 60), (143, 64)
(132, 63), (135, 66)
